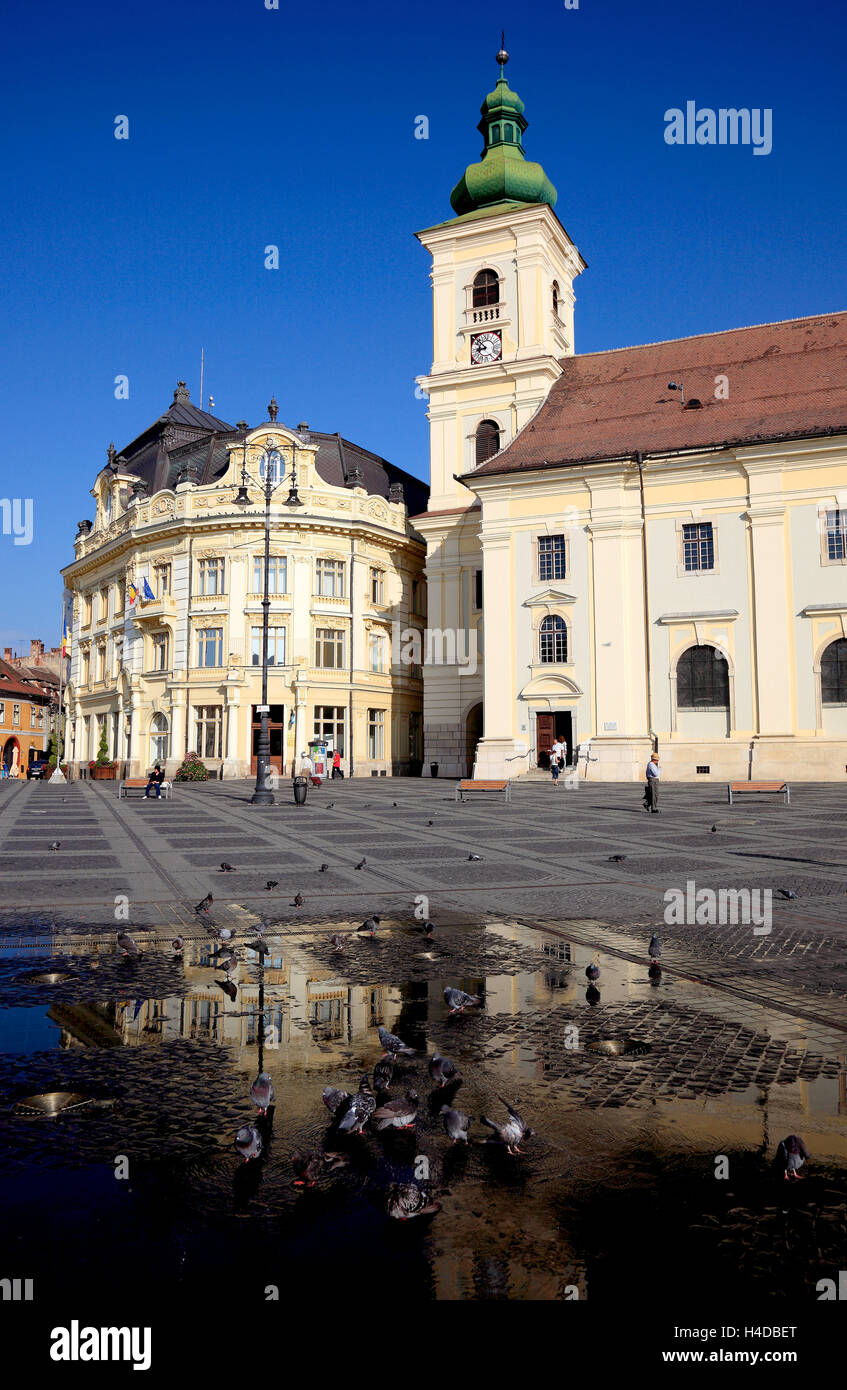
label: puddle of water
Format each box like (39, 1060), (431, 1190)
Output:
(1, 917), (845, 1302)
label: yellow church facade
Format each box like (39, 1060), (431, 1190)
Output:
(414, 47), (847, 783)
(61, 389), (427, 780)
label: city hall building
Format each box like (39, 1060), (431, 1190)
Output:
(413, 48), (847, 782)
(61, 387), (427, 779)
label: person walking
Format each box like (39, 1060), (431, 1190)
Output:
(145, 762), (164, 799)
(643, 753), (660, 812)
(550, 736), (564, 771)
(300, 750), (321, 787)
(550, 753), (561, 789)
(332, 748), (343, 780)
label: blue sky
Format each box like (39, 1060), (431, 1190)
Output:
(1, 0), (845, 648)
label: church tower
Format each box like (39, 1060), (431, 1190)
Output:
(415, 44), (585, 777)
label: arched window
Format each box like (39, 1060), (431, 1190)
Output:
(821, 638), (847, 704)
(150, 712), (169, 763)
(552, 280), (560, 316)
(475, 419), (501, 466)
(540, 615), (568, 664)
(677, 645), (729, 708)
(491, 124), (501, 143)
(472, 269), (499, 308)
(504, 124), (513, 142)
(259, 449), (282, 485)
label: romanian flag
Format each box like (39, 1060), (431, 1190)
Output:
(127, 581), (139, 606)
(61, 618), (69, 657)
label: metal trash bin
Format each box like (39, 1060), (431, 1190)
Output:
(293, 776), (308, 805)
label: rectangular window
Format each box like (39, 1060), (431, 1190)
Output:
(409, 710), (422, 760)
(38, 707), (44, 728)
(252, 555), (288, 594)
(411, 578), (426, 617)
(30, 705), (36, 727)
(82, 649), (90, 685)
(83, 594), (92, 625)
(370, 567), (385, 605)
(538, 534), (567, 582)
(197, 557), (225, 595)
(12, 703), (20, 726)
(473, 568), (483, 611)
(367, 708), (385, 760)
(315, 558), (345, 598)
(152, 631), (169, 672)
(315, 627), (344, 669)
(314, 705), (346, 757)
(99, 587), (109, 621)
(196, 627), (223, 667)
(251, 626), (286, 665)
(0, 703), (5, 723)
(116, 580), (125, 612)
(682, 522), (715, 572)
(154, 562), (172, 597)
(369, 631), (387, 672)
(96, 646), (106, 682)
(194, 705), (223, 759)
(826, 509), (847, 561)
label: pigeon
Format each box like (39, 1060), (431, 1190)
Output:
(711, 825), (717, 833)
(355, 857), (366, 870)
(217, 927), (233, 941)
(171, 935), (184, 953)
(440, 1105), (472, 1144)
(116, 931), (140, 956)
(234, 1124), (263, 1162)
(220, 862), (236, 872)
(480, 1097), (532, 1155)
(393, 802), (398, 808)
(427, 820), (434, 827)
(265, 881), (279, 891)
(648, 934), (662, 961)
(319, 863), (329, 873)
(49, 841), (61, 851)
(585, 956), (600, 982)
(776, 1134), (810, 1180)
(195, 893), (213, 914)
(291, 1150), (347, 1186)
(371, 1089), (419, 1131)
(467, 853), (483, 862)
(216, 953), (238, 975)
(326, 803), (334, 809)
(215, 979), (237, 1001)
(444, 986), (481, 1015)
(292, 893), (304, 906)
(608, 854), (626, 863)
(777, 889), (797, 900)
(372, 1057), (394, 1092)
(358, 914), (380, 937)
(429, 1051), (459, 1087)
(252, 939), (270, 959)
(386, 1182), (440, 1220)
(330, 934), (346, 953)
(377, 1024), (415, 1058)
(322, 1086), (352, 1117)
(336, 1075), (376, 1134)
(250, 1072), (275, 1115)
(419, 920), (435, 939)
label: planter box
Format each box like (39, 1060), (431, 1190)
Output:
(91, 765), (118, 781)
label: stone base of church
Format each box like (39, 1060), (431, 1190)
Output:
(580, 736), (654, 782)
(472, 736), (528, 780)
(423, 722), (469, 778)
(661, 736), (847, 782)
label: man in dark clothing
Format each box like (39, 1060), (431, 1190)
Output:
(145, 763), (165, 798)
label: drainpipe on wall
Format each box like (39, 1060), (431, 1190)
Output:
(635, 451), (657, 754)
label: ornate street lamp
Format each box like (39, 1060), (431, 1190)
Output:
(235, 407), (302, 804)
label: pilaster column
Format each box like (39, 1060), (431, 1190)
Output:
(748, 505), (793, 735)
(472, 527), (524, 777)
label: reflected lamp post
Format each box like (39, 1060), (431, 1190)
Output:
(235, 400), (302, 804)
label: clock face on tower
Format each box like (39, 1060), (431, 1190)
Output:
(470, 330), (502, 365)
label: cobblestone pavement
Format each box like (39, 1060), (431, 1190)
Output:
(1, 774), (845, 1030)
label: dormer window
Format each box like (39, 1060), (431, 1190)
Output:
(491, 124), (500, 143)
(472, 270), (499, 308)
(103, 489), (112, 523)
(259, 450), (282, 486)
(504, 123), (514, 142)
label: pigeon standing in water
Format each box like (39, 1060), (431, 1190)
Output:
(250, 1072), (275, 1115)
(419, 920), (435, 939)
(116, 931), (140, 955)
(776, 1134), (810, 1180)
(234, 1125), (263, 1162)
(215, 979), (237, 1001)
(440, 1105), (472, 1144)
(585, 956), (600, 983)
(322, 1087), (352, 1118)
(648, 934), (662, 962)
(373, 1057), (394, 1092)
(371, 1089), (419, 1131)
(480, 1097), (533, 1155)
(330, 934), (346, 953)
(429, 1051), (459, 1087)
(358, 914), (380, 938)
(291, 893), (304, 907)
(337, 1075), (376, 1135)
(171, 935), (184, 953)
(216, 952), (238, 976)
(195, 893), (213, 915)
(444, 986), (481, 1015)
(386, 1183), (440, 1220)
(377, 1024), (415, 1059)
(291, 1150), (347, 1186)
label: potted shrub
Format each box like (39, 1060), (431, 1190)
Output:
(90, 724), (118, 780)
(174, 751), (210, 782)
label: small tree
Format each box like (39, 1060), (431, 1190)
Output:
(174, 750), (210, 782)
(95, 721), (110, 766)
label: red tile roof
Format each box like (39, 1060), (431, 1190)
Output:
(466, 312), (847, 479)
(0, 658), (54, 701)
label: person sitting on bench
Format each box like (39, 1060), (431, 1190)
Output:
(145, 763), (165, 798)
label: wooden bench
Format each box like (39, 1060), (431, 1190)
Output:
(119, 777), (172, 800)
(455, 779), (511, 803)
(727, 780), (789, 805)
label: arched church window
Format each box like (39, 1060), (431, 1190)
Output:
(540, 615), (568, 664)
(472, 269), (499, 308)
(677, 645), (729, 708)
(491, 124), (500, 142)
(821, 638), (847, 704)
(504, 123), (514, 142)
(475, 419), (500, 466)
